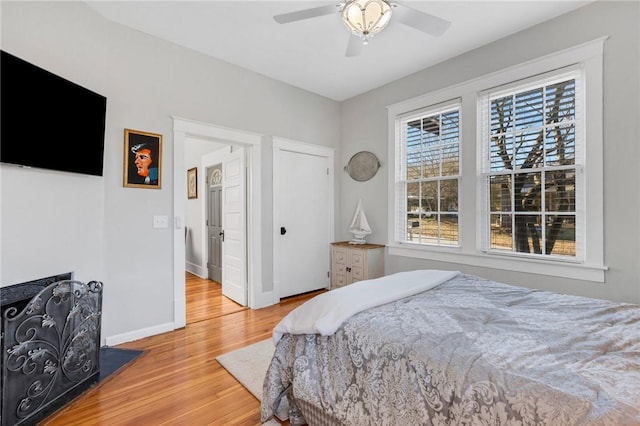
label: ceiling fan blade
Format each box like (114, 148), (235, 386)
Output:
(273, 4), (338, 24)
(345, 35), (363, 57)
(392, 3), (451, 37)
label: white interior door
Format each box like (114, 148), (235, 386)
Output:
(222, 147), (247, 305)
(274, 140), (333, 298)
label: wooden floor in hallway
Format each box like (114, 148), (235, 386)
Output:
(185, 273), (248, 324)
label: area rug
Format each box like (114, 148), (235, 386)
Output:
(216, 339), (275, 400)
(216, 339), (283, 425)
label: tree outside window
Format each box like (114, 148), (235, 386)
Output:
(485, 76), (579, 258)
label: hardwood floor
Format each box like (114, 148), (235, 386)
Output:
(185, 274), (248, 324)
(41, 273), (324, 426)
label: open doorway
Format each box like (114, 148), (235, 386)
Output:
(184, 140), (227, 280)
(185, 149), (247, 325)
(199, 145), (248, 306)
(172, 117), (265, 329)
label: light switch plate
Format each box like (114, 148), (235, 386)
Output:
(175, 216), (184, 229)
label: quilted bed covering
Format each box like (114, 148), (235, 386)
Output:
(261, 272), (640, 425)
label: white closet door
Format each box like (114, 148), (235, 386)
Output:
(274, 140), (334, 298)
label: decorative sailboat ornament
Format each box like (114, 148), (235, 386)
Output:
(349, 199), (372, 244)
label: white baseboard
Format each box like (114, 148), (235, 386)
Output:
(185, 262), (207, 278)
(105, 322), (175, 346)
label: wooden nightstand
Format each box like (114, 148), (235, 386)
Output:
(330, 242), (385, 289)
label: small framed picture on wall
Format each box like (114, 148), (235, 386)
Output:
(123, 128), (162, 189)
(187, 167), (198, 199)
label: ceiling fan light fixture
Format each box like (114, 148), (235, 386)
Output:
(341, 0), (392, 43)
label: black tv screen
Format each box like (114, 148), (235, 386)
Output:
(1, 50), (107, 176)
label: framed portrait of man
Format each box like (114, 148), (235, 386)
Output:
(123, 128), (162, 189)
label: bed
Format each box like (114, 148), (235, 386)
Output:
(261, 270), (640, 425)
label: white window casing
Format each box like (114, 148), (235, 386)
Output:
(387, 37), (607, 282)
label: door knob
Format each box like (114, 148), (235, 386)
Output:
(280, 227), (287, 235)
(219, 230), (225, 242)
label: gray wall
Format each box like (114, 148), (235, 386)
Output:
(340, 1), (640, 304)
(2, 1), (638, 348)
(0, 1), (341, 343)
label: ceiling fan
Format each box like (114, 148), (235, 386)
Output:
(273, 0), (451, 57)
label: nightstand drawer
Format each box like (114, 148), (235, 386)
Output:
(333, 247), (347, 263)
(330, 242), (385, 289)
(350, 250), (364, 267)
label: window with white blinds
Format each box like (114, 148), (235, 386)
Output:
(396, 101), (461, 246)
(478, 68), (584, 260)
(387, 38), (605, 281)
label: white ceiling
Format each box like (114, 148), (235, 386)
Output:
(85, 1), (594, 101)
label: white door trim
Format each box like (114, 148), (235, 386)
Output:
(272, 137), (335, 303)
(172, 117), (263, 328)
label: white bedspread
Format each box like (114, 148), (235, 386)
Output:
(272, 269), (460, 343)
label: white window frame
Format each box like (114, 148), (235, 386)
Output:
(478, 66), (583, 260)
(395, 100), (462, 247)
(387, 37), (607, 282)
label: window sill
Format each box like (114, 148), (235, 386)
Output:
(387, 243), (607, 283)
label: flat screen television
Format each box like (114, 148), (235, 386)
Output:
(1, 50), (107, 176)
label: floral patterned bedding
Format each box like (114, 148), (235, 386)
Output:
(261, 273), (640, 425)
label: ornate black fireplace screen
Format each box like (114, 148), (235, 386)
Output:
(1, 279), (103, 426)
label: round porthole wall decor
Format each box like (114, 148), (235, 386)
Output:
(345, 151), (381, 182)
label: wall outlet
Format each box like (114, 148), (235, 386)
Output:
(153, 215), (168, 229)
